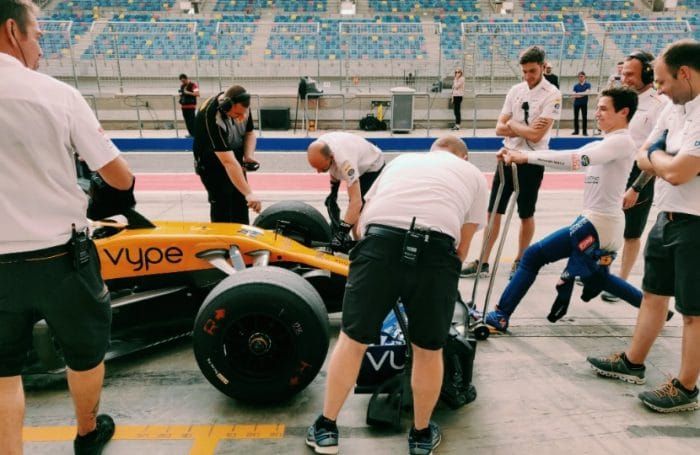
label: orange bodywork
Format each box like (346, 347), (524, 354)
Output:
(94, 221), (349, 281)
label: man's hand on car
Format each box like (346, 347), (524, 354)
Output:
(330, 221), (354, 253)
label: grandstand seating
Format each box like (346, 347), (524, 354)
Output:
(369, 1), (480, 13)
(82, 14), (257, 60)
(591, 13), (693, 57)
(213, 0), (327, 13)
(521, 0), (632, 11)
(53, 0), (174, 12)
(438, 13), (598, 62)
(269, 15), (425, 60)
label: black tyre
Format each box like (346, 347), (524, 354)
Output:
(253, 201), (331, 246)
(193, 267), (330, 403)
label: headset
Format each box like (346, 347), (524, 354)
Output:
(218, 90), (251, 114)
(628, 51), (654, 86)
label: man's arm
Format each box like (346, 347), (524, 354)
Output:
(214, 151), (261, 212)
(243, 131), (257, 163)
(456, 223), (479, 262)
(96, 156), (134, 190)
(343, 181), (363, 226)
(496, 113), (517, 137)
(645, 152), (700, 186)
(507, 117), (554, 143)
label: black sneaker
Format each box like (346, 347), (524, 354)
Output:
(638, 378), (699, 413)
(74, 414), (115, 455)
(408, 421), (442, 455)
(601, 291), (619, 303)
(461, 260), (489, 278)
(306, 416), (339, 454)
(587, 352), (646, 384)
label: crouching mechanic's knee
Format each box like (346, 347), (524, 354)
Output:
(519, 243), (547, 272)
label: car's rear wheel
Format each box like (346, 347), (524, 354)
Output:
(193, 267), (329, 403)
(253, 201), (331, 246)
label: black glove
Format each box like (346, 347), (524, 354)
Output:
(87, 174), (136, 220)
(325, 180), (341, 231)
(330, 221), (354, 253)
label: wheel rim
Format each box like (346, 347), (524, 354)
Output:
(222, 313), (295, 379)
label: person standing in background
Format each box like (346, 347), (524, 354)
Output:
(452, 68), (465, 130)
(573, 71), (592, 136)
(178, 73), (199, 137)
(544, 62), (559, 88)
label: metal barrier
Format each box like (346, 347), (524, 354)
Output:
(83, 94), (98, 121)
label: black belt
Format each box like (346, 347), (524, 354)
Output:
(664, 212), (700, 222)
(365, 224), (455, 248)
(0, 241), (70, 264)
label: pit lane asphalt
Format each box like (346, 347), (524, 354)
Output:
(21, 153), (699, 454)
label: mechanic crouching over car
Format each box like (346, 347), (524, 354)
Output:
(306, 135), (488, 454)
(307, 132), (385, 252)
(193, 84), (262, 224)
(0, 1), (135, 454)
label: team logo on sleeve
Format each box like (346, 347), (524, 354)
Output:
(341, 161), (356, 181)
(580, 155), (590, 166)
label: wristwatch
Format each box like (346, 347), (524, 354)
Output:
(631, 184), (643, 193)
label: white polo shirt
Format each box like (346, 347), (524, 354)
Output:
(648, 95), (700, 216)
(0, 53), (120, 254)
(629, 87), (668, 149)
(501, 77), (562, 151)
(318, 132), (384, 186)
(357, 150), (489, 245)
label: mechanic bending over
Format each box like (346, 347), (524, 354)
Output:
(484, 87), (642, 333)
(193, 84), (261, 224)
(461, 45), (562, 280)
(0, 1), (135, 454)
(306, 135), (488, 455)
(588, 39), (700, 413)
(599, 51), (669, 303)
(306, 131), (385, 251)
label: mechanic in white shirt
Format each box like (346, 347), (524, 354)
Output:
(588, 39), (700, 413)
(0, 2), (133, 453)
(461, 45), (562, 279)
(483, 87), (641, 333)
(306, 135), (487, 454)
(306, 131), (385, 251)
(601, 51), (669, 303)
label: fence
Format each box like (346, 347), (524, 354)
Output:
(461, 21), (566, 93)
(338, 22), (442, 93)
(583, 19), (692, 89)
(36, 17), (694, 96)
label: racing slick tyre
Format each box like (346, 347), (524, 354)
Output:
(253, 201), (331, 246)
(193, 267), (330, 403)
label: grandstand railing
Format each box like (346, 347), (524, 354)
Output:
(38, 20), (78, 87)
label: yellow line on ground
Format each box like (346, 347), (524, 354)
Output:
(23, 424), (285, 455)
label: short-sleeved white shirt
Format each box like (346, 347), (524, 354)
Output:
(648, 95), (700, 216)
(628, 87), (668, 149)
(0, 53), (120, 254)
(500, 77), (562, 151)
(318, 132), (384, 186)
(357, 150), (489, 245)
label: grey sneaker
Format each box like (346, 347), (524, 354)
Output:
(306, 417), (339, 454)
(408, 421), (442, 455)
(461, 260), (489, 278)
(601, 291), (620, 303)
(587, 352), (646, 384)
(638, 378), (699, 413)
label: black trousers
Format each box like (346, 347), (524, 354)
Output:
(182, 108), (196, 136)
(453, 96), (463, 125)
(199, 172), (249, 224)
(573, 104), (587, 134)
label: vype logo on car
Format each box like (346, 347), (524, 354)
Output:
(103, 246), (184, 271)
